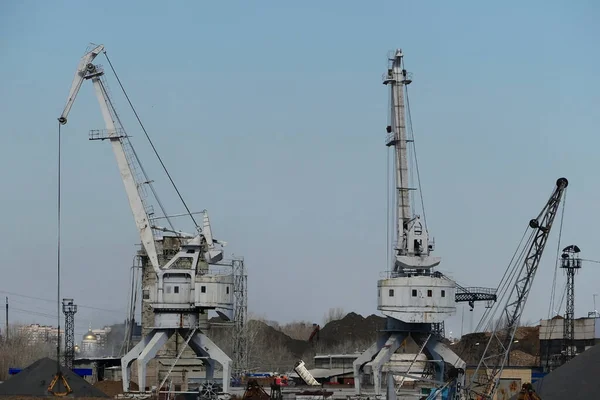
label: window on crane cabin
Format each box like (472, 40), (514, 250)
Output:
(427, 289), (432, 297)
(441, 290), (446, 298)
(226, 286), (230, 294)
(201, 285), (206, 293)
(389, 289), (394, 297)
(412, 289), (417, 297)
(174, 286), (179, 294)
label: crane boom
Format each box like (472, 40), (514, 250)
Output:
(58, 45), (161, 274)
(467, 177), (568, 400)
(58, 44), (104, 125)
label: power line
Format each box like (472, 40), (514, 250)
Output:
(0, 290), (124, 314)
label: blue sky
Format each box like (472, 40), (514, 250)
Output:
(0, 1), (599, 342)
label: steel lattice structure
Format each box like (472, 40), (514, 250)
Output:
(467, 178), (568, 400)
(62, 298), (77, 369)
(561, 245), (581, 363)
(232, 258), (248, 376)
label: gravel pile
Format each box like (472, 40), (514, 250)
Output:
(507, 350), (538, 367)
(0, 357), (107, 397)
(454, 326), (540, 366)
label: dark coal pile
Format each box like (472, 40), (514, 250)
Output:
(318, 312), (385, 348)
(249, 320), (309, 357)
(525, 344), (600, 400)
(0, 357), (108, 398)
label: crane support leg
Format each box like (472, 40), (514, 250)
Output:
(426, 337), (466, 377)
(425, 338), (466, 399)
(189, 331), (233, 394)
(353, 341), (380, 394)
(137, 330), (172, 392)
(371, 333), (404, 396)
(121, 334), (153, 392)
(206, 359), (216, 380)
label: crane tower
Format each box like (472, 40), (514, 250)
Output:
(352, 49), (466, 400)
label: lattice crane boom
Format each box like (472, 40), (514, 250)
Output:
(467, 177), (568, 400)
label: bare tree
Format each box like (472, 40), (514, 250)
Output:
(323, 307), (345, 325)
(0, 324), (55, 381)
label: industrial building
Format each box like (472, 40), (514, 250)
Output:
(289, 354), (360, 384)
(539, 314), (600, 371)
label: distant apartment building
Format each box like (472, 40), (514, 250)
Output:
(18, 324), (63, 346)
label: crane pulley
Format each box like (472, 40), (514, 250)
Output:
(465, 178), (568, 400)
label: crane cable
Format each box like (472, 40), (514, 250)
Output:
(56, 121), (62, 374)
(472, 226), (533, 333)
(97, 77), (176, 233)
(473, 185), (562, 333)
(547, 190), (567, 321)
(102, 51), (200, 231)
(542, 193), (568, 372)
(53, 122), (71, 396)
(404, 81), (428, 231)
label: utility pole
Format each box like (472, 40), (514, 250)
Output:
(5, 296), (8, 342)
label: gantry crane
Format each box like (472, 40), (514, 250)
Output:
(465, 178), (568, 400)
(58, 44), (235, 394)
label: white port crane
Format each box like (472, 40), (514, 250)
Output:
(59, 44), (234, 394)
(353, 49), (466, 400)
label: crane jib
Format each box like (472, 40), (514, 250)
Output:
(467, 178), (568, 400)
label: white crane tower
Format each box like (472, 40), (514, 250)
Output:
(59, 44), (235, 394)
(352, 50), (466, 400)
